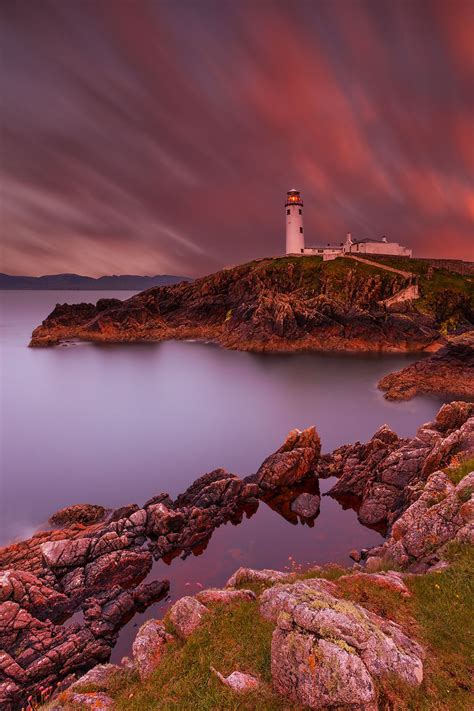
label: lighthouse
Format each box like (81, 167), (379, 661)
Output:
(285, 189), (304, 254)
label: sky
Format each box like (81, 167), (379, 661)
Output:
(1, 0), (473, 278)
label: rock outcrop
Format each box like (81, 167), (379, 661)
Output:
(378, 335), (474, 401)
(0, 427), (319, 709)
(365, 470), (474, 572)
(260, 578), (424, 709)
(132, 620), (174, 679)
(253, 427), (320, 490)
(168, 596), (209, 638)
(48, 504), (107, 527)
(323, 401), (474, 531)
(30, 256), (455, 352)
(1, 406), (472, 707)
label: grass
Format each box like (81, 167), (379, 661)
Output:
(445, 456), (474, 485)
(43, 546), (473, 711)
(244, 255), (473, 329)
(404, 543), (474, 710)
(110, 601), (298, 711)
(250, 255), (406, 301)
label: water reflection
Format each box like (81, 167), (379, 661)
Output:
(1, 290), (446, 547)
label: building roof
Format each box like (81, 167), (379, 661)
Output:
(306, 245), (342, 250)
(352, 238), (385, 244)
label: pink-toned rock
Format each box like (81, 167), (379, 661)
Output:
(196, 588), (256, 605)
(69, 691), (114, 708)
(260, 578), (424, 709)
(211, 667), (260, 693)
(225, 567), (295, 588)
(83, 549), (152, 589)
(168, 596), (209, 638)
(290, 492), (321, 519)
(0, 569), (71, 620)
(365, 556), (383, 573)
(69, 663), (121, 692)
(132, 619), (174, 679)
(338, 571), (411, 597)
(327, 403), (474, 530)
(41, 538), (91, 568)
(460, 498), (474, 523)
(272, 629), (377, 710)
(254, 427), (320, 490)
(369, 470), (474, 569)
(49, 504), (106, 527)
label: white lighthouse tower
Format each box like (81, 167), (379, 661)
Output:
(285, 189), (304, 254)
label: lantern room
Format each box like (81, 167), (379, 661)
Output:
(285, 189), (303, 207)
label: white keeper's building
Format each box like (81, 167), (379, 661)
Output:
(285, 189), (412, 260)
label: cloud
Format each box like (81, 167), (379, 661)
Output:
(1, 0), (473, 277)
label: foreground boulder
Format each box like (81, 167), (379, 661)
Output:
(225, 567), (297, 588)
(132, 620), (174, 679)
(260, 578), (424, 709)
(195, 588), (256, 605)
(68, 663), (121, 692)
(168, 596), (209, 638)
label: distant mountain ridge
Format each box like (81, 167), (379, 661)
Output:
(0, 273), (192, 290)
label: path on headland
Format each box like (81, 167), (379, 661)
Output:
(345, 254), (419, 305)
(345, 254), (414, 279)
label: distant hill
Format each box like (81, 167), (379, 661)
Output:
(0, 273), (193, 290)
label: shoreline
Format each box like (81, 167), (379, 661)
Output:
(1, 402), (472, 708)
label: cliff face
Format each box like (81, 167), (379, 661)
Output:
(29, 256), (470, 352)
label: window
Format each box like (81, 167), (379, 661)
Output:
(300, 249), (304, 253)
(286, 209), (290, 215)
(299, 209), (302, 215)
(299, 227), (303, 233)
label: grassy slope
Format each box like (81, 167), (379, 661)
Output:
(243, 255), (473, 330)
(248, 255), (407, 300)
(59, 544), (473, 711)
(360, 256), (474, 329)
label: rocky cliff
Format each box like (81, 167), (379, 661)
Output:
(30, 256), (472, 352)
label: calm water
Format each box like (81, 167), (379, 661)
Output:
(0, 290), (447, 655)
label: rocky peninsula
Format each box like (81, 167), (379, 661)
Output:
(29, 256), (473, 355)
(378, 332), (474, 401)
(1, 402), (473, 709)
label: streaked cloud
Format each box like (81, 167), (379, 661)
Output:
(1, 0), (473, 277)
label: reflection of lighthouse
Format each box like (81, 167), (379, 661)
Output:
(285, 189), (304, 254)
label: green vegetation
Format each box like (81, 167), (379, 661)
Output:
(242, 255), (473, 329)
(109, 602), (292, 711)
(406, 544), (474, 710)
(366, 255), (473, 330)
(445, 456), (474, 485)
(49, 543), (472, 710)
(248, 255), (406, 302)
